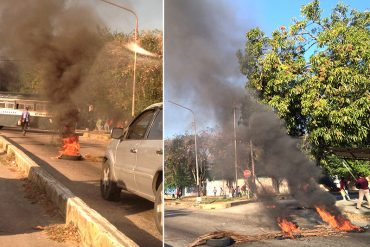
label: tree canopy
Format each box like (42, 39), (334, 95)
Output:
(238, 0), (369, 174)
(164, 133), (211, 190)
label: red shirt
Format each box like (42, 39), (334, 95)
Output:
(339, 180), (347, 190)
(356, 177), (369, 190)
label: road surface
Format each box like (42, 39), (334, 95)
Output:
(0, 128), (162, 247)
(165, 200), (370, 247)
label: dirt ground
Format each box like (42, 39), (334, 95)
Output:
(0, 153), (80, 247)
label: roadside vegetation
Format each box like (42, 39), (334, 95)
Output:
(237, 0), (369, 176)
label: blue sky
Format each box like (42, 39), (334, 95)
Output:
(164, 0), (369, 139)
(90, 0), (163, 32)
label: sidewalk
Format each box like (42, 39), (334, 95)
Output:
(0, 163), (75, 247)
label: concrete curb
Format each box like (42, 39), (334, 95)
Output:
(0, 136), (138, 247)
(82, 132), (111, 141)
(165, 199), (254, 210)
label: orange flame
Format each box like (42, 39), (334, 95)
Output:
(277, 217), (301, 238)
(60, 135), (80, 156)
(315, 206), (360, 231)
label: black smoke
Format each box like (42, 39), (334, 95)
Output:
(165, 0), (339, 221)
(0, 0), (105, 128)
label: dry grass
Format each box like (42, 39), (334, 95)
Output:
(45, 223), (81, 244)
(0, 153), (26, 178)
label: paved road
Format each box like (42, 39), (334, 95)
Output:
(165, 200), (370, 247)
(0, 128), (162, 247)
(0, 163), (74, 247)
(235, 233), (370, 247)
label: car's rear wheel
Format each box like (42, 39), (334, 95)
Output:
(100, 160), (121, 201)
(154, 182), (163, 234)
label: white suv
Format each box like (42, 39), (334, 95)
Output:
(100, 103), (163, 233)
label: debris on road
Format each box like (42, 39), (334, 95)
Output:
(23, 179), (59, 217)
(45, 223), (81, 244)
(83, 153), (104, 163)
(31, 223), (81, 244)
(188, 227), (347, 247)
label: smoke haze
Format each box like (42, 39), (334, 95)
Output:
(0, 0), (105, 126)
(165, 0), (338, 220)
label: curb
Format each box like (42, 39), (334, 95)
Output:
(165, 199), (254, 210)
(82, 132), (111, 141)
(0, 136), (138, 247)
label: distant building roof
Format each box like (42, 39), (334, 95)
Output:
(330, 147), (370, 161)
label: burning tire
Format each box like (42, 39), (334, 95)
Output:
(206, 237), (232, 247)
(100, 160), (121, 201)
(59, 154), (83, 160)
(154, 182), (163, 234)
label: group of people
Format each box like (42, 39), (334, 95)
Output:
(95, 118), (128, 133)
(213, 184), (249, 198)
(337, 174), (370, 209)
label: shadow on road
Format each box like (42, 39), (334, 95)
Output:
(165, 209), (192, 218)
(0, 173), (63, 236)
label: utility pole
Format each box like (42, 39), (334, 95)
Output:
(100, 0), (138, 117)
(168, 101), (200, 198)
(233, 106), (238, 188)
(250, 140), (256, 190)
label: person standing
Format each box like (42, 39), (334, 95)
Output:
(87, 105), (95, 131)
(20, 107), (30, 136)
(213, 187), (217, 197)
(219, 187), (224, 196)
(340, 177), (351, 201)
(356, 174), (370, 209)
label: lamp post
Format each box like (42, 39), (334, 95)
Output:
(100, 0), (138, 117)
(168, 101), (200, 198)
(233, 106), (238, 189)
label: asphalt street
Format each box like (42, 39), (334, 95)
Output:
(0, 128), (162, 247)
(165, 200), (370, 247)
(0, 162), (73, 247)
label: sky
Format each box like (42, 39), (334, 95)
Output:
(164, 0), (369, 139)
(89, 0), (163, 33)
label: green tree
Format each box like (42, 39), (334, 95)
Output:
(164, 133), (210, 190)
(238, 0), (369, 173)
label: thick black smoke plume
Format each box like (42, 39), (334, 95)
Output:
(0, 60), (19, 91)
(165, 0), (338, 220)
(0, 0), (105, 128)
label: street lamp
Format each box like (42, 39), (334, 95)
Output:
(233, 106), (238, 189)
(168, 100), (200, 198)
(100, 0), (138, 117)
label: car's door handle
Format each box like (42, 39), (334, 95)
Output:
(130, 148), (137, 153)
(156, 149), (163, 155)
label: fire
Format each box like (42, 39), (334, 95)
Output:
(59, 135), (80, 156)
(315, 206), (360, 231)
(277, 217), (301, 238)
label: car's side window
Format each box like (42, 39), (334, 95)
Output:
(126, 110), (155, 140)
(148, 109), (162, 140)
